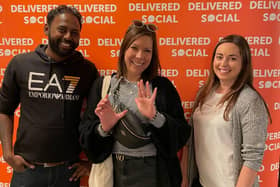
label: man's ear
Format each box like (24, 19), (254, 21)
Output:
(44, 24), (49, 36)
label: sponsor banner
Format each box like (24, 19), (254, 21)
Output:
(0, 0), (279, 186)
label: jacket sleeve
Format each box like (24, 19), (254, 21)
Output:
(0, 57), (20, 115)
(238, 91), (269, 171)
(151, 77), (191, 158)
(78, 76), (114, 163)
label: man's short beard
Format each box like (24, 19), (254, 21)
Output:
(48, 34), (77, 57)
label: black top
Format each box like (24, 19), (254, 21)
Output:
(0, 44), (98, 162)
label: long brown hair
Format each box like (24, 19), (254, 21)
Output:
(117, 21), (161, 81)
(193, 34), (271, 122)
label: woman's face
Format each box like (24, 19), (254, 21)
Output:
(213, 42), (242, 87)
(124, 35), (153, 81)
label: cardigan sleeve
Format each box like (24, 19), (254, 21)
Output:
(238, 90), (269, 171)
(78, 76), (114, 163)
(151, 77), (191, 158)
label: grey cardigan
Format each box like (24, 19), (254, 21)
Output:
(187, 85), (269, 187)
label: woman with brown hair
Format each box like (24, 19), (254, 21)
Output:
(187, 34), (271, 187)
(79, 20), (190, 187)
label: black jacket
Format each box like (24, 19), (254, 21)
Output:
(79, 75), (191, 187)
(0, 44), (98, 162)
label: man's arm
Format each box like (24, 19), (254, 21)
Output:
(0, 113), (34, 171)
(0, 113), (14, 161)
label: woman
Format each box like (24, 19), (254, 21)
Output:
(187, 34), (271, 187)
(79, 20), (191, 187)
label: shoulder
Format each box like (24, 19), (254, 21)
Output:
(151, 76), (181, 101)
(83, 58), (94, 65)
(235, 85), (266, 113)
(6, 52), (36, 70)
(13, 51), (36, 61)
(237, 85), (261, 104)
(151, 76), (173, 88)
(83, 58), (97, 70)
(79, 58), (99, 80)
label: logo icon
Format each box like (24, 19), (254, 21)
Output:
(63, 76), (80, 93)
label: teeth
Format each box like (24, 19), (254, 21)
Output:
(219, 69), (230, 73)
(63, 43), (70, 46)
(132, 61), (143, 66)
(61, 42), (71, 47)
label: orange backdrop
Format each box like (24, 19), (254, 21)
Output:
(0, 0), (279, 186)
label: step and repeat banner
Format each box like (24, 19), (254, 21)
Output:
(0, 0), (279, 186)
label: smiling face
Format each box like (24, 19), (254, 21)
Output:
(44, 13), (81, 61)
(213, 42), (242, 88)
(124, 35), (153, 81)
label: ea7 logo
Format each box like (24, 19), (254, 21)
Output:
(28, 72), (80, 94)
(63, 75), (80, 93)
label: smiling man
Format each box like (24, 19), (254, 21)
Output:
(0, 5), (98, 187)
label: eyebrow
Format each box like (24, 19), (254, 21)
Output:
(229, 54), (240, 57)
(57, 25), (80, 31)
(216, 53), (239, 57)
(130, 43), (152, 49)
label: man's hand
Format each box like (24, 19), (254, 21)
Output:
(69, 160), (92, 182)
(5, 154), (34, 172)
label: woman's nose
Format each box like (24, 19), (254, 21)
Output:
(220, 58), (229, 66)
(136, 50), (144, 58)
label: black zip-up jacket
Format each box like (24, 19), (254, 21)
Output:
(0, 44), (98, 162)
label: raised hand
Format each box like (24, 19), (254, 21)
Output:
(95, 95), (127, 132)
(135, 80), (157, 120)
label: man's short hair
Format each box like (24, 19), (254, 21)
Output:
(47, 5), (83, 29)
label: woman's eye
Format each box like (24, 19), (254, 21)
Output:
(130, 46), (137, 50)
(144, 49), (152, 53)
(216, 55), (223, 60)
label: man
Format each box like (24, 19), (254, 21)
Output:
(0, 5), (98, 187)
